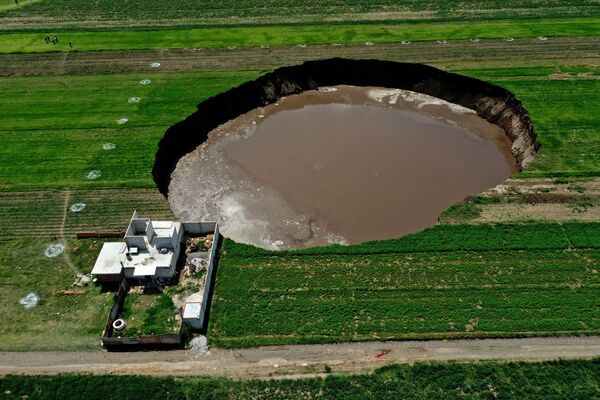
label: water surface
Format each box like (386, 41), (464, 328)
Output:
(169, 86), (515, 249)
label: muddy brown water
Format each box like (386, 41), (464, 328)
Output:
(169, 86), (516, 249)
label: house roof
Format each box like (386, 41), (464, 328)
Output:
(91, 242), (126, 275)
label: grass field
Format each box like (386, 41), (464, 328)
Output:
(2, 359), (600, 399)
(0, 1), (599, 351)
(210, 223), (600, 347)
(121, 291), (178, 336)
(0, 70), (260, 190)
(1, 18), (600, 53)
(0, 239), (112, 351)
(1, 0), (599, 29)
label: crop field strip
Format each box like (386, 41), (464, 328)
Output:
(3, 36), (600, 77)
(1, 18), (600, 54)
(0, 178), (598, 241)
(1, 0), (599, 29)
(0, 189), (172, 241)
(210, 225), (600, 348)
(0, 70), (261, 190)
(2, 359), (600, 399)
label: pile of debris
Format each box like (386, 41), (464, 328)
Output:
(183, 235), (214, 277)
(185, 235), (214, 253)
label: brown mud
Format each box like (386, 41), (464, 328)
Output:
(169, 86), (516, 249)
(153, 59), (539, 195)
(155, 59), (540, 249)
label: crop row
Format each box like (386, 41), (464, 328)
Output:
(2, 0), (598, 30)
(224, 222), (600, 259)
(229, 251), (600, 290)
(211, 239), (600, 347)
(0, 189), (171, 240)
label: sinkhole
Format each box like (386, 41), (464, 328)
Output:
(154, 59), (539, 250)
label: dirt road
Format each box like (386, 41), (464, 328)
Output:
(2, 336), (600, 379)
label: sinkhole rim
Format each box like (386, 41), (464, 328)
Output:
(153, 58), (540, 198)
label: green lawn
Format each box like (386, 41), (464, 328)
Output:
(1, 18), (599, 53)
(210, 223), (600, 348)
(2, 359), (600, 399)
(0, 70), (261, 190)
(0, 239), (112, 351)
(121, 292), (179, 336)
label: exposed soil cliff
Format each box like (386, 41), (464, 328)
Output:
(153, 58), (539, 196)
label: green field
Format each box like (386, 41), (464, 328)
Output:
(1, 67), (600, 192)
(2, 18), (600, 53)
(0, 239), (112, 351)
(0, 1), (599, 352)
(210, 223), (600, 347)
(2, 359), (600, 399)
(1, 0), (599, 29)
(0, 71), (260, 190)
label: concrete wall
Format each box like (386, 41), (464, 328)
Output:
(125, 235), (146, 251)
(199, 223), (220, 331)
(154, 236), (175, 250)
(182, 221), (217, 236)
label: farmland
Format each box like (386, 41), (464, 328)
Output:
(0, 70), (260, 190)
(2, 358), (600, 399)
(0, 1), (599, 353)
(210, 224), (600, 347)
(1, 0), (599, 29)
(1, 66), (599, 193)
(1, 18), (600, 53)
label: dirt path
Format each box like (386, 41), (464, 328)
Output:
(2, 336), (600, 379)
(58, 190), (80, 275)
(2, 37), (599, 77)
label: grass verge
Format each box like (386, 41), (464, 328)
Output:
(1, 359), (600, 399)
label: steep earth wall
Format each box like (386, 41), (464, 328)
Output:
(153, 58), (539, 195)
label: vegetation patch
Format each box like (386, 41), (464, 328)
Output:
(0, 239), (112, 351)
(2, 18), (600, 53)
(1, 359), (600, 399)
(209, 223), (600, 347)
(120, 292), (179, 336)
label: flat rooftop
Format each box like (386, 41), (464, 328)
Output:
(91, 242), (126, 275)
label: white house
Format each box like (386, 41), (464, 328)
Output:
(91, 212), (183, 284)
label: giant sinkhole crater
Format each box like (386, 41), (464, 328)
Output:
(153, 58), (539, 250)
